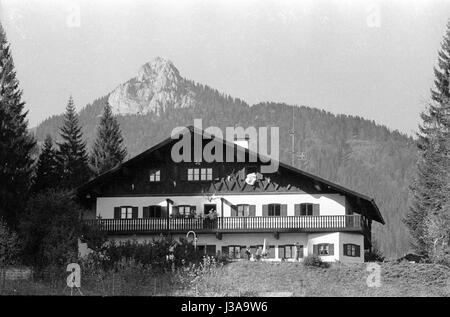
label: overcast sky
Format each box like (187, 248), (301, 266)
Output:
(1, 0), (450, 135)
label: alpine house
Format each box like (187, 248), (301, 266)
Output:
(78, 126), (384, 263)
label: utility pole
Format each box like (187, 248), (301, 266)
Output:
(290, 106), (296, 166)
(289, 105), (307, 168)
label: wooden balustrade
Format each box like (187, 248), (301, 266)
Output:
(84, 215), (362, 234)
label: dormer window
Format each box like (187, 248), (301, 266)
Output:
(149, 169), (161, 182)
(187, 168), (212, 181)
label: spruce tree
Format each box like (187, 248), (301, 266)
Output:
(32, 135), (59, 193)
(431, 20), (450, 104)
(57, 96), (91, 189)
(90, 102), (127, 175)
(406, 20), (450, 256)
(0, 23), (36, 227)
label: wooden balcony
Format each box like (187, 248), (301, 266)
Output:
(83, 215), (363, 235)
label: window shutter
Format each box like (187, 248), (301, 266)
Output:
(231, 205), (237, 217)
(297, 246), (304, 258)
(279, 246), (285, 259)
(143, 206), (150, 219)
(132, 207), (138, 219)
(281, 204), (287, 216)
(356, 245), (361, 257)
(114, 207), (121, 219)
(161, 206), (168, 218)
(312, 204), (320, 216)
(313, 244), (318, 255)
(172, 206), (179, 217)
(294, 204), (301, 216)
(249, 205), (256, 217)
(343, 244), (348, 256)
(328, 244), (334, 256)
(262, 204), (269, 217)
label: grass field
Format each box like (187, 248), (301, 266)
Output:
(1, 261), (449, 296)
(189, 261), (450, 297)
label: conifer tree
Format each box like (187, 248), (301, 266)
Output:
(57, 96), (91, 189)
(32, 135), (59, 193)
(431, 20), (450, 104)
(0, 23), (36, 227)
(406, 20), (450, 256)
(90, 102), (127, 175)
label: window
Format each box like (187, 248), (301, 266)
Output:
(206, 245), (217, 257)
(178, 205), (193, 217)
(281, 245), (296, 259)
(227, 246), (245, 259)
(188, 168), (212, 181)
(237, 204), (250, 217)
(149, 169), (161, 182)
(143, 206), (162, 218)
(149, 206), (161, 218)
(319, 244), (329, 255)
(268, 204), (281, 216)
(344, 244), (360, 257)
(315, 243), (334, 255)
(300, 203), (313, 216)
(250, 245), (263, 255)
(196, 245), (217, 257)
(120, 207), (133, 219)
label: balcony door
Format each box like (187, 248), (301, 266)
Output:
(203, 204), (217, 215)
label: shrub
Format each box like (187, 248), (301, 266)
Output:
(303, 255), (329, 268)
(19, 189), (86, 268)
(365, 248), (385, 262)
(89, 236), (205, 271)
(0, 219), (21, 265)
(80, 219), (108, 252)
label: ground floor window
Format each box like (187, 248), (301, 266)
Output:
(197, 245), (217, 257)
(223, 245), (246, 259)
(343, 243), (360, 257)
(314, 243), (334, 256)
(279, 245), (303, 259)
(250, 245), (262, 257)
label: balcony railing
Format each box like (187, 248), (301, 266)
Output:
(84, 215), (362, 234)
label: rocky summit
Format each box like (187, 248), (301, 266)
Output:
(108, 57), (196, 115)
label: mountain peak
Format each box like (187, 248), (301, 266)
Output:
(137, 57), (180, 83)
(108, 57), (195, 115)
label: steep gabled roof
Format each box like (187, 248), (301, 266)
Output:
(78, 126), (384, 224)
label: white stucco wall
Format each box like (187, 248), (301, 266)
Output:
(96, 193), (346, 219)
(339, 232), (364, 263)
(307, 232), (340, 262)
